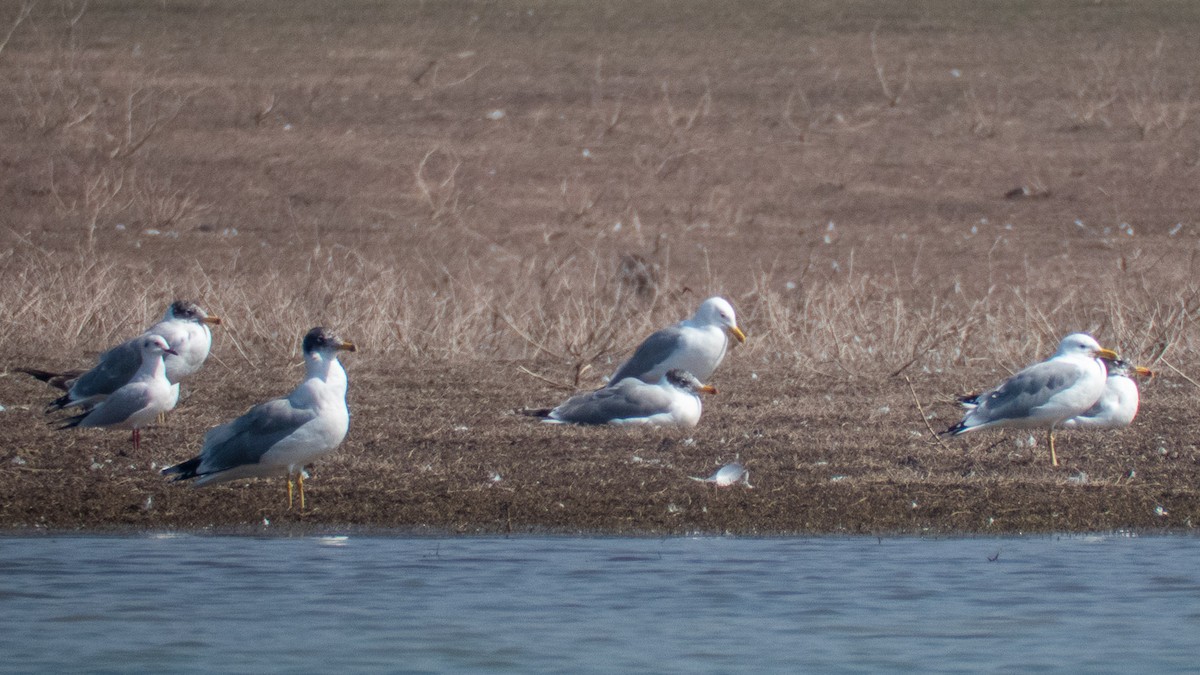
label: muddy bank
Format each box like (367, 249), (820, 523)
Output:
(2, 359), (1196, 534)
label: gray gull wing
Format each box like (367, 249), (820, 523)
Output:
(551, 379), (675, 424)
(968, 359), (1091, 424)
(608, 326), (686, 384)
(200, 398), (319, 472)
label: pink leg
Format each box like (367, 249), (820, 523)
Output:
(132, 428), (140, 451)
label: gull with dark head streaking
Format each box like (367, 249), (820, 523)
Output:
(37, 300), (221, 412)
(55, 334), (179, 451)
(944, 332), (1119, 466)
(607, 297), (745, 386)
(537, 369), (716, 427)
(1060, 359), (1153, 429)
(161, 327), (355, 510)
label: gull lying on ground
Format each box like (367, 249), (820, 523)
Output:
(607, 297), (745, 385)
(161, 327), (355, 510)
(1060, 359), (1153, 429)
(32, 300), (220, 412)
(55, 335), (180, 451)
(944, 332), (1119, 466)
(534, 369), (716, 426)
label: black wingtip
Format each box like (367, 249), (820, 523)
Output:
(942, 421), (968, 437)
(52, 412), (87, 431)
(16, 367), (57, 384)
(161, 456), (202, 481)
(18, 367), (83, 394)
(45, 393), (73, 414)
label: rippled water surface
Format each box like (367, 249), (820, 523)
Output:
(2, 534), (1198, 672)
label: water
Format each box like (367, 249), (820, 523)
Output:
(2, 534), (1198, 673)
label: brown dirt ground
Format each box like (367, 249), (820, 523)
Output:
(1, 0), (1199, 533)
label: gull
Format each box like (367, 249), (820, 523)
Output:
(607, 297), (746, 386)
(38, 300), (221, 412)
(689, 461), (753, 487)
(55, 335), (180, 451)
(535, 369), (716, 426)
(945, 333), (1118, 466)
(161, 327), (356, 510)
(1060, 359), (1153, 429)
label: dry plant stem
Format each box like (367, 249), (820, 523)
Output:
(869, 24), (911, 107)
(904, 376), (953, 453)
(1158, 358), (1200, 390)
(0, 0), (35, 61)
(109, 86), (190, 160)
(517, 365), (576, 392)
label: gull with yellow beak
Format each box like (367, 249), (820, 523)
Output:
(161, 327), (356, 510)
(1060, 359), (1154, 429)
(945, 333), (1120, 466)
(607, 296), (746, 386)
(537, 369), (717, 427)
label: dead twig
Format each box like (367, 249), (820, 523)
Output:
(905, 376), (954, 452)
(516, 365), (578, 392)
(1158, 358), (1200, 391)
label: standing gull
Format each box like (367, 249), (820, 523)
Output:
(55, 335), (180, 451)
(38, 300), (221, 412)
(1060, 359), (1153, 429)
(607, 297), (746, 386)
(945, 333), (1119, 466)
(161, 327), (355, 510)
(536, 369), (716, 426)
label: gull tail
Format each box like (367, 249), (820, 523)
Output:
(52, 411), (88, 431)
(15, 367), (81, 392)
(45, 392), (76, 414)
(161, 456), (202, 481)
(956, 393), (981, 409)
(942, 420), (972, 437)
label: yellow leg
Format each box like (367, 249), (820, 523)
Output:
(157, 411), (167, 425)
(287, 476), (295, 510)
(298, 472), (306, 510)
(1048, 429), (1059, 467)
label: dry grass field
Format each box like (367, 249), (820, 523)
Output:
(2, 0), (1199, 533)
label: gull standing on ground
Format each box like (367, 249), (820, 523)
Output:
(55, 335), (180, 451)
(607, 297), (746, 386)
(38, 300), (221, 412)
(536, 369), (716, 426)
(945, 333), (1119, 466)
(1060, 359), (1153, 429)
(161, 327), (355, 510)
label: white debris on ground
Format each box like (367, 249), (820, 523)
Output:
(689, 462), (752, 488)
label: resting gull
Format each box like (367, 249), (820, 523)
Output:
(55, 334), (180, 451)
(945, 332), (1118, 466)
(536, 369), (716, 427)
(1060, 359), (1153, 429)
(38, 300), (220, 412)
(161, 327), (355, 510)
(607, 296), (745, 385)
